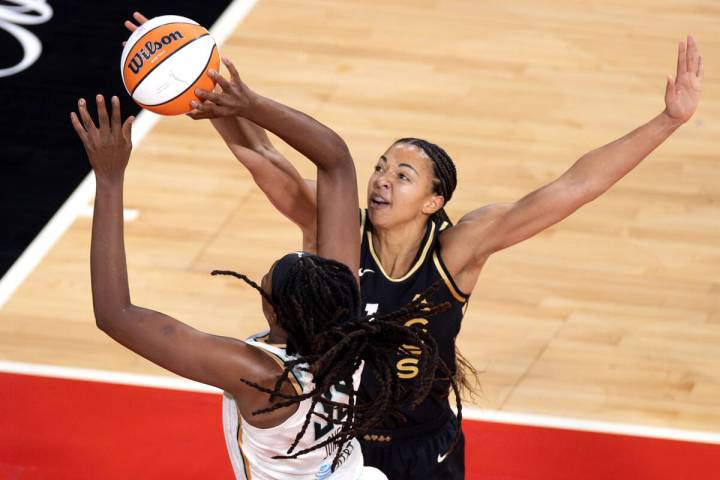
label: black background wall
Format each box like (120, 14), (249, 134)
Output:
(0, 1), (232, 276)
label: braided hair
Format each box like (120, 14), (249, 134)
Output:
(392, 138), (480, 398)
(211, 255), (462, 470)
(394, 138), (457, 225)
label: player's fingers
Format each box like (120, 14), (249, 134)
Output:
(697, 56), (704, 81)
(195, 88), (222, 104)
(122, 116), (134, 143)
(186, 110), (204, 120)
(110, 96), (122, 131)
(133, 12), (149, 24)
(77, 98), (97, 131)
(186, 105), (213, 119)
(686, 35), (699, 74)
(222, 57), (242, 84)
(124, 20), (139, 32)
(70, 112), (89, 143)
(208, 69), (232, 92)
(190, 99), (211, 113)
(664, 75), (674, 100)
(96, 94), (110, 130)
(676, 40), (687, 78)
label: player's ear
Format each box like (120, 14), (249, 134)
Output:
(422, 194), (444, 215)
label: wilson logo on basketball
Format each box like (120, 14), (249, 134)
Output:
(121, 16), (220, 115)
(127, 31), (185, 74)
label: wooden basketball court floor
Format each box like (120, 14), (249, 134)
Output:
(1, 0), (719, 459)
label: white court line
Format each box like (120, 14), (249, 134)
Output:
(461, 407), (720, 445)
(0, 360), (220, 394)
(0, 0), (260, 311)
(1, 359), (719, 446)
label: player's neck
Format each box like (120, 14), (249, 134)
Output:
(267, 325), (288, 345)
(371, 218), (428, 277)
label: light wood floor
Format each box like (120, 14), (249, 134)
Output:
(2, 0), (719, 432)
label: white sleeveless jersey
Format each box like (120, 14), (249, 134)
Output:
(222, 331), (364, 480)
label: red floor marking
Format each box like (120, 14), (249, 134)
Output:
(2, 372), (719, 479)
(463, 419), (719, 480)
(2, 372), (233, 480)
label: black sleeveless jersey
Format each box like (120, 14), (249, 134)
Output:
(358, 210), (469, 428)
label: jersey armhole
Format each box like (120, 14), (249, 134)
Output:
(246, 343), (304, 396)
(432, 250), (470, 303)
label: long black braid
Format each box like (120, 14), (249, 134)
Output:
(394, 137), (457, 225)
(392, 138), (481, 400)
(212, 255), (462, 470)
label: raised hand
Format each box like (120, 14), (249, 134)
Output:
(187, 57), (257, 119)
(124, 11), (149, 32)
(70, 95), (134, 181)
(122, 11), (149, 46)
(664, 35), (703, 124)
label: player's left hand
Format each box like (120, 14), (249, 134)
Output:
(70, 95), (134, 181)
(187, 57), (258, 119)
(664, 35), (703, 124)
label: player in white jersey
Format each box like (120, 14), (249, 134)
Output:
(222, 331), (364, 479)
(72, 49), (450, 477)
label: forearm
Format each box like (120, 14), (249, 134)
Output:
(211, 116), (287, 176)
(210, 116), (271, 152)
(211, 116), (318, 234)
(565, 111), (683, 197)
(244, 95), (351, 172)
(91, 177), (131, 325)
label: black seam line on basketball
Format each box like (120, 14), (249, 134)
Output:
(129, 33), (211, 96)
(122, 22), (200, 82)
(139, 44), (217, 107)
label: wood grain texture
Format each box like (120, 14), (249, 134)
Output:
(1, 0), (718, 432)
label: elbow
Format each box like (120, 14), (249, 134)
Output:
(565, 177), (606, 206)
(94, 312), (111, 334)
(325, 133), (353, 169)
(251, 143), (280, 161)
(93, 305), (115, 333)
(93, 303), (131, 335)
(582, 181), (609, 204)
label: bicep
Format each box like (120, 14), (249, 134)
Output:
(491, 179), (586, 251)
(454, 178), (588, 258)
(99, 305), (253, 393)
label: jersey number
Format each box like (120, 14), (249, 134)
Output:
(313, 381), (351, 440)
(364, 302), (429, 379)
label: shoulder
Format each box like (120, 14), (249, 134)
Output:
(437, 203), (513, 292)
(457, 202), (513, 226)
(232, 342), (302, 426)
(439, 203), (512, 252)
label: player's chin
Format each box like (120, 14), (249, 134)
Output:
(367, 203), (396, 227)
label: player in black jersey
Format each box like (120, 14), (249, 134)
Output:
(193, 36), (703, 479)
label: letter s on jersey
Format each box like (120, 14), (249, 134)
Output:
(396, 357), (420, 379)
(395, 317), (429, 379)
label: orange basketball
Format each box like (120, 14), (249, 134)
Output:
(120, 15), (220, 115)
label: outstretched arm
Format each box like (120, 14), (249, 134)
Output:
(210, 116), (318, 252)
(71, 95), (267, 395)
(442, 36), (703, 289)
(189, 58), (359, 279)
(124, 11), (317, 251)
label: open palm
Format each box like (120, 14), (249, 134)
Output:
(665, 35), (703, 123)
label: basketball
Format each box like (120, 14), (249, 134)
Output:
(120, 15), (220, 115)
